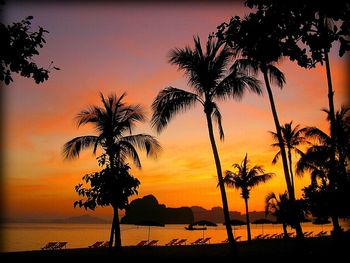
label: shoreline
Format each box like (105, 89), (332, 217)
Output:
(1, 235), (349, 262)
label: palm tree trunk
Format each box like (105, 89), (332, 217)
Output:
(113, 207), (122, 249)
(287, 148), (295, 196)
(109, 214), (115, 249)
(324, 50), (342, 234)
(244, 198), (252, 243)
(282, 223), (288, 239)
(205, 112), (237, 251)
(261, 67), (304, 239)
(261, 68), (293, 196)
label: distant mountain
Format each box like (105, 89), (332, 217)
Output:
(191, 206), (276, 223)
(51, 215), (109, 224)
(2, 215), (110, 224)
(121, 195), (194, 224)
(120, 195), (276, 225)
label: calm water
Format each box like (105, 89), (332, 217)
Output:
(1, 221), (349, 252)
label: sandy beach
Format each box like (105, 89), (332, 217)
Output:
(1, 234), (349, 263)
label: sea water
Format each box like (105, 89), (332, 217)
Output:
(1, 221), (349, 252)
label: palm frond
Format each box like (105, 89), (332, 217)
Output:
(232, 59), (259, 76)
(118, 141), (142, 168)
(151, 87), (199, 133)
(212, 102), (224, 141)
(63, 136), (99, 159)
(75, 106), (102, 127)
(121, 134), (161, 159)
(215, 71), (262, 100)
(266, 64), (285, 89)
(272, 151), (281, 164)
(265, 192), (277, 204)
(304, 127), (330, 144)
(249, 172), (275, 187)
(116, 104), (147, 135)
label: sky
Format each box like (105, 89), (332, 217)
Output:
(2, 1), (349, 220)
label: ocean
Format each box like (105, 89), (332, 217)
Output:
(1, 221), (349, 252)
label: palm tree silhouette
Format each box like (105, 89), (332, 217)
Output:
(63, 92), (161, 248)
(265, 192), (290, 239)
(222, 13), (305, 238)
(151, 35), (261, 248)
(224, 154), (274, 242)
(296, 108), (350, 233)
(270, 121), (308, 196)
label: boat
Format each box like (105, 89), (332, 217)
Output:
(185, 226), (207, 230)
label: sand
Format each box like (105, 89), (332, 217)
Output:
(1, 235), (349, 263)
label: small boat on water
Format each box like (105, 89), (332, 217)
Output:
(185, 226), (207, 230)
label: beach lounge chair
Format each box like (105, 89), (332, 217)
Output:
(173, 239), (187, 246)
(146, 240), (158, 246)
(254, 234), (263, 240)
(136, 240), (149, 246)
(53, 242), (67, 249)
(222, 236), (241, 243)
(100, 241), (110, 248)
(275, 233), (284, 239)
(235, 236), (242, 241)
(88, 241), (104, 248)
(304, 231), (314, 238)
(41, 242), (58, 250)
(287, 232), (295, 238)
(165, 238), (178, 246)
(191, 238), (204, 245)
(221, 238), (228, 243)
(199, 237), (211, 244)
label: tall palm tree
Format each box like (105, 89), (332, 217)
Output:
(224, 154), (274, 242)
(270, 121), (308, 196)
(63, 92), (161, 249)
(226, 12), (304, 238)
(151, 35), (261, 248)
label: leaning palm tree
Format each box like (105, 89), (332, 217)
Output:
(63, 92), (161, 249)
(151, 35), (261, 248)
(224, 154), (274, 242)
(270, 121), (308, 196)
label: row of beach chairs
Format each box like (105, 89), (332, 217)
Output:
(135, 237), (212, 247)
(136, 240), (159, 246)
(44, 230), (330, 250)
(221, 236), (242, 243)
(252, 230), (328, 240)
(41, 241), (68, 250)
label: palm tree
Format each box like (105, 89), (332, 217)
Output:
(222, 13), (304, 238)
(265, 192), (290, 239)
(151, 35), (261, 248)
(63, 92), (161, 249)
(296, 108), (350, 234)
(224, 154), (274, 242)
(270, 121), (308, 196)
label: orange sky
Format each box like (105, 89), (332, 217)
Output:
(2, 1), (349, 220)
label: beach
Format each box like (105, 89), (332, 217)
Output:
(1, 235), (349, 263)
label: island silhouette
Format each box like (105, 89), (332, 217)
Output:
(121, 195), (276, 224)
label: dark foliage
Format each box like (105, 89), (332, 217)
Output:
(74, 162), (140, 211)
(0, 16), (59, 85)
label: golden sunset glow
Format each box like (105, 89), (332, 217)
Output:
(2, 1), (349, 221)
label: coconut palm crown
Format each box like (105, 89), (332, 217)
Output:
(270, 121), (308, 195)
(63, 92), (161, 249)
(224, 153), (274, 242)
